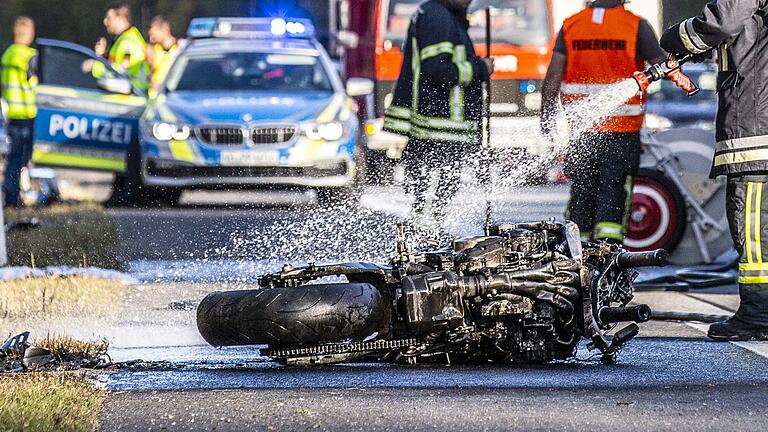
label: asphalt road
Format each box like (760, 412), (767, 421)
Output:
(102, 331), (768, 432)
(50, 177), (762, 431)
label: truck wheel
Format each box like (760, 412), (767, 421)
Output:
(196, 283), (390, 347)
(625, 168), (687, 254)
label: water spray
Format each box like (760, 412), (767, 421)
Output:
(632, 54), (701, 96)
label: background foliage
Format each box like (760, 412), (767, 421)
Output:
(0, 1), (714, 51)
(0, 0), (323, 49)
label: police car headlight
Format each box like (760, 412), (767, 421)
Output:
(302, 122), (345, 141)
(152, 122), (191, 141)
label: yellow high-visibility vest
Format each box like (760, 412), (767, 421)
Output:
(1, 43), (38, 120)
(94, 26), (150, 91)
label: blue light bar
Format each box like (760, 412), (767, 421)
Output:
(187, 17), (316, 40)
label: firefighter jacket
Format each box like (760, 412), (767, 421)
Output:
(93, 27), (150, 92)
(560, 5), (646, 133)
(661, 0), (768, 177)
(1, 44), (38, 120)
(382, 0), (491, 145)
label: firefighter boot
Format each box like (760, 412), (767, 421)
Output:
(708, 317), (768, 341)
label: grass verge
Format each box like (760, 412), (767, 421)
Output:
(0, 373), (104, 432)
(37, 335), (110, 364)
(5, 204), (121, 270)
(0, 276), (125, 338)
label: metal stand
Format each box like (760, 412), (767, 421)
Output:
(483, 7), (493, 229)
(644, 139), (726, 263)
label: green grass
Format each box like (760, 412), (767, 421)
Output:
(5, 204), (121, 270)
(0, 373), (104, 432)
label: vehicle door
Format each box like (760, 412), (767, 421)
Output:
(33, 38), (146, 172)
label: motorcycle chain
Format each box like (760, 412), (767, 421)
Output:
(262, 338), (419, 358)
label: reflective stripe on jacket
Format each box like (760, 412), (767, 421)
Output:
(1, 44), (37, 120)
(561, 6), (645, 133)
(382, 0), (490, 144)
(661, 0), (768, 177)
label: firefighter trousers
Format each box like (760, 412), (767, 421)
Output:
(727, 176), (768, 327)
(402, 138), (465, 237)
(565, 132), (641, 242)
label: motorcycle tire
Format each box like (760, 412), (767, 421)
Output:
(625, 168), (687, 254)
(197, 283), (390, 348)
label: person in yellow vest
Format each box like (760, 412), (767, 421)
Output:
(1, 17), (38, 207)
(540, 0), (665, 242)
(84, 2), (150, 92)
(147, 16), (180, 96)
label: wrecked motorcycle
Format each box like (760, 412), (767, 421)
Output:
(197, 221), (667, 365)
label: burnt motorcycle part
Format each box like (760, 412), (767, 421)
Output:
(198, 221), (670, 365)
(597, 304), (652, 325)
(399, 271), (577, 336)
(263, 338), (419, 365)
(258, 262), (396, 289)
(197, 283), (390, 347)
(400, 273), (466, 335)
(601, 323), (641, 364)
(616, 249), (670, 269)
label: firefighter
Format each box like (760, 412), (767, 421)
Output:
(540, 0), (665, 243)
(661, 0), (768, 341)
(1, 17), (38, 208)
(84, 2), (150, 92)
(147, 15), (180, 95)
(382, 0), (493, 239)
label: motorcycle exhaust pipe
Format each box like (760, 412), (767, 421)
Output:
(616, 249), (669, 268)
(598, 304), (652, 325)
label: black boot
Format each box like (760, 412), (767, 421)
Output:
(708, 316), (768, 341)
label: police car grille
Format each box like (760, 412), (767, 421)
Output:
(251, 126), (298, 145)
(147, 161), (348, 179)
(198, 128), (245, 146)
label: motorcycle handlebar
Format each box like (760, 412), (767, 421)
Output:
(616, 249), (669, 269)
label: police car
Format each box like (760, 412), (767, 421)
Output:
(21, 38), (144, 173)
(140, 18), (372, 204)
(25, 18), (371, 205)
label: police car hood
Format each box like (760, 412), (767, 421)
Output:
(150, 90), (339, 124)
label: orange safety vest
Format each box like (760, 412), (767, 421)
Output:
(560, 6), (645, 133)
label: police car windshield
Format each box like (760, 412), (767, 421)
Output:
(385, 0), (550, 46)
(166, 52), (333, 92)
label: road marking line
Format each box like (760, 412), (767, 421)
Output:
(682, 296), (768, 359)
(732, 341), (768, 358)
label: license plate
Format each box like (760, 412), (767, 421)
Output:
(220, 150), (280, 167)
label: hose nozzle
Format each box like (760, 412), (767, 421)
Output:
(632, 55), (700, 97)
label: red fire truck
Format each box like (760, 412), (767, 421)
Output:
(339, 0), (557, 171)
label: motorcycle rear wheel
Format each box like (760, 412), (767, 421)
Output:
(196, 283), (389, 348)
